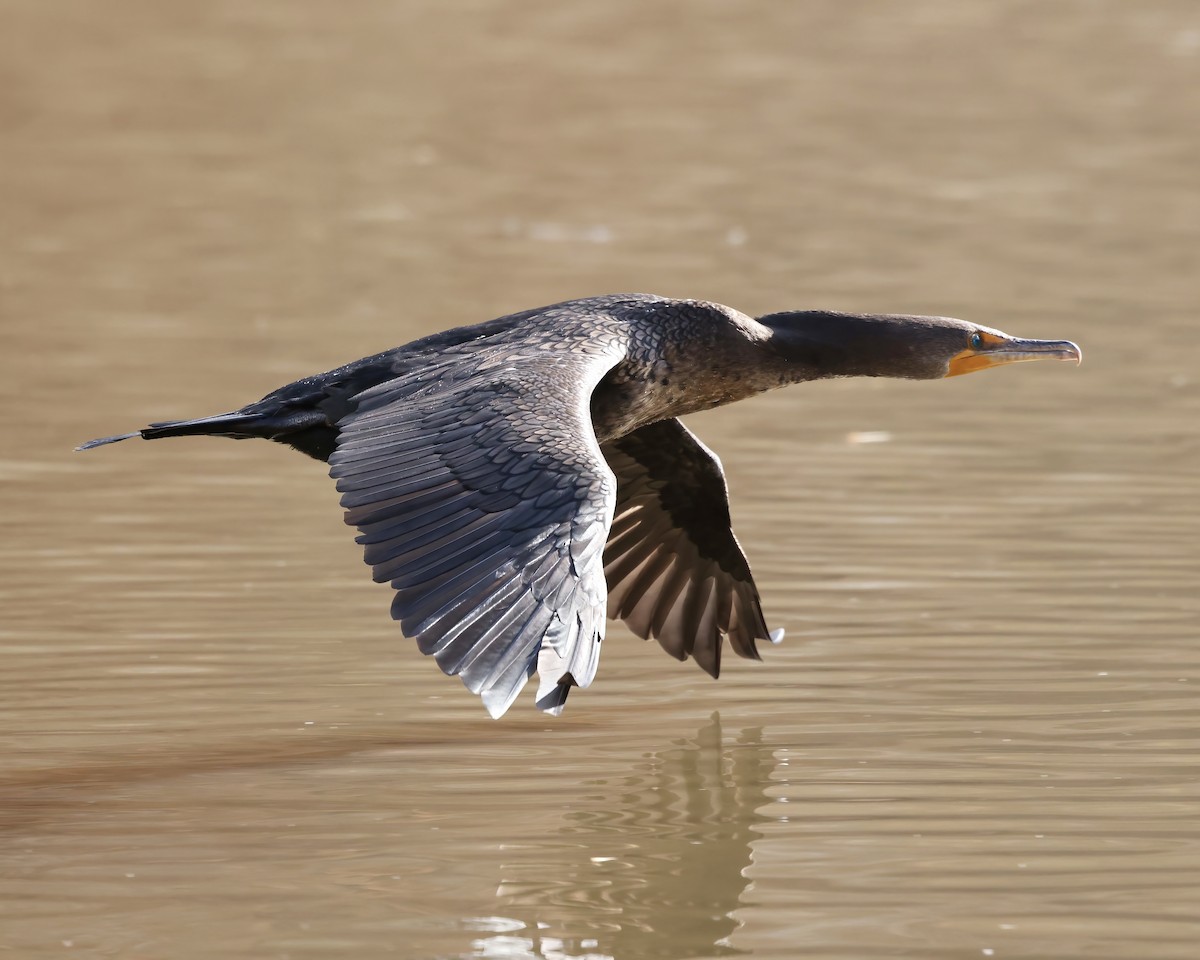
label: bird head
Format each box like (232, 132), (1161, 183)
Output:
(758, 310), (1082, 380)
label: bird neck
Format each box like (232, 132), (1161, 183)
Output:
(760, 316), (919, 382)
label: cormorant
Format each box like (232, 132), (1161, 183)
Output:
(79, 294), (1081, 717)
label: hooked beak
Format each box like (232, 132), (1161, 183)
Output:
(946, 334), (1083, 378)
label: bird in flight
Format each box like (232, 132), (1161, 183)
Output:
(79, 294), (1081, 717)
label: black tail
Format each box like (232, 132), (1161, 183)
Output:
(76, 431), (142, 451)
(77, 409), (338, 461)
(78, 411), (276, 451)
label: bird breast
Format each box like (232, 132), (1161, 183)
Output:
(588, 350), (761, 444)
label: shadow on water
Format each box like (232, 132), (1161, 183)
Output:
(0, 721), (509, 834)
(467, 713), (778, 960)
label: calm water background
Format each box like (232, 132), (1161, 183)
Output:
(2, 2), (1198, 958)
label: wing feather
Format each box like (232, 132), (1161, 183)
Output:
(330, 341), (626, 717)
(601, 418), (780, 679)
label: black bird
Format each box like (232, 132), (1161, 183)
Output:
(79, 294), (1081, 717)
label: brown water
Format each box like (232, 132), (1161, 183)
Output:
(3, 1), (1199, 957)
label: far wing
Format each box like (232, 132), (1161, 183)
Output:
(601, 418), (781, 678)
(329, 347), (624, 718)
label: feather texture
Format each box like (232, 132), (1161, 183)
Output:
(330, 339), (626, 717)
(600, 418), (779, 678)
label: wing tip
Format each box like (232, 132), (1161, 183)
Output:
(535, 675), (575, 716)
(481, 689), (515, 720)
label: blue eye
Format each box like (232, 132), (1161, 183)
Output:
(970, 332), (983, 349)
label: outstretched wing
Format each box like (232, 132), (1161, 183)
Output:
(329, 346), (625, 718)
(601, 418), (781, 678)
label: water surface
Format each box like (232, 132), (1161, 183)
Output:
(2, 2), (1198, 958)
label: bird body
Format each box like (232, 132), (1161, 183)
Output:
(80, 294), (1081, 717)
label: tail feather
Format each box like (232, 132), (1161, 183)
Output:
(76, 432), (140, 451)
(76, 411), (256, 452)
(76, 408), (337, 460)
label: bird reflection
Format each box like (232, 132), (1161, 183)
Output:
(469, 713), (777, 959)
